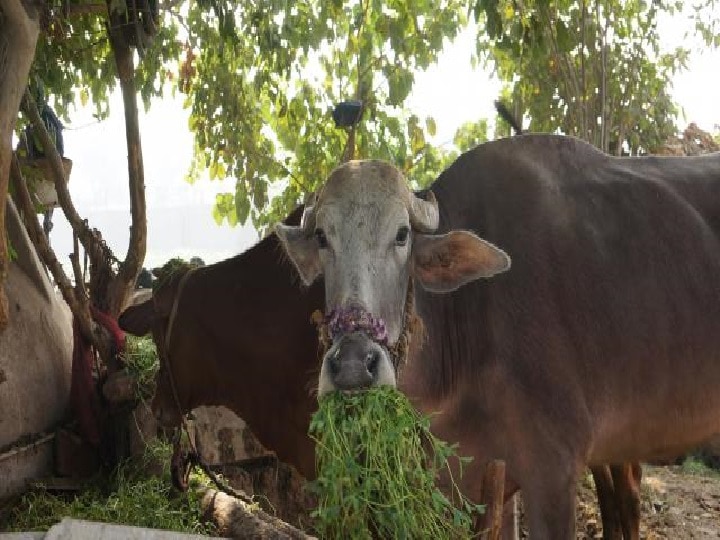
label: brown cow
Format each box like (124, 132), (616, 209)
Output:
(276, 136), (720, 539)
(122, 209), (643, 539)
(119, 207), (323, 480)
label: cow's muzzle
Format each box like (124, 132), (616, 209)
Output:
(318, 332), (396, 396)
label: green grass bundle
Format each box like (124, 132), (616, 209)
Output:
(123, 334), (160, 400)
(3, 442), (215, 534)
(308, 387), (484, 539)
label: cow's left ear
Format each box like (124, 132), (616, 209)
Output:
(412, 231), (511, 293)
(275, 224), (322, 286)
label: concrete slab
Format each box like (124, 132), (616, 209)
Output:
(41, 518), (226, 539)
(0, 533), (46, 540)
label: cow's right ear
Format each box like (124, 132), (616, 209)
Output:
(118, 300), (155, 336)
(274, 224), (322, 286)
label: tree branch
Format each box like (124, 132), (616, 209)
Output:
(0, 0), (40, 329)
(10, 152), (98, 345)
(539, 6), (583, 137)
(580, 0), (588, 140)
(105, 5), (147, 316)
(598, 0), (608, 152)
(70, 231), (87, 298)
(0, 0), (39, 39)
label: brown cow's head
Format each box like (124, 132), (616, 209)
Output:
(119, 270), (192, 427)
(275, 160), (510, 396)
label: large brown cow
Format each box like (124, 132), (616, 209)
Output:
(496, 101), (643, 540)
(276, 135), (720, 539)
(122, 209), (643, 539)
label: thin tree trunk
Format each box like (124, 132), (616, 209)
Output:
(106, 7), (147, 317)
(598, 0), (609, 153)
(0, 0), (40, 330)
(9, 154), (103, 354)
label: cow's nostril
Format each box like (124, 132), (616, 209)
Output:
(366, 350), (379, 376)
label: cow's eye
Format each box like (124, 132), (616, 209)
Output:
(395, 226), (409, 246)
(315, 228), (328, 249)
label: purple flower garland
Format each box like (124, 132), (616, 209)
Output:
(323, 305), (389, 346)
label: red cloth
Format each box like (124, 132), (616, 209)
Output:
(91, 305), (125, 356)
(69, 308), (126, 448)
(69, 316), (101, 447)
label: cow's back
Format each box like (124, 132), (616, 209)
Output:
(421, 135), (720, 465)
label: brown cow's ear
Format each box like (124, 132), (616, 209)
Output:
(412, 231), (511, 293)
(274, 224), (322, 286)
(118, 300), (156, 336)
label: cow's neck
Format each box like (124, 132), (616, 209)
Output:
(397, 284), (493, 412)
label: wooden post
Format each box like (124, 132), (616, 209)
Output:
(478, 459), (506, 540)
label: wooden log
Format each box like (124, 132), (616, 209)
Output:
(200, 488), (316, 539)
(477, 459), (506, 540)
(102, 371), (137, 404)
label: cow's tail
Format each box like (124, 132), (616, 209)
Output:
(494, 100), (523, 135)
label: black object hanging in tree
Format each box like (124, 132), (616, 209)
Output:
(332, 100), (364, 128)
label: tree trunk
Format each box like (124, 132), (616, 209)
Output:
(201, 489), (317, 539)
(0, 0), (40, 330)
(106, 4), (147, 317)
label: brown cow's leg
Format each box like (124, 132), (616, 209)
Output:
(610, 462), (642, 540)
(591, 465), (623, 540)
(522, 474), (577, 539)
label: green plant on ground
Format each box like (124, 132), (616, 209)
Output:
(680, 456), (720, 478)
(3, 440), (215, 534)
(308, 386), (484, 539)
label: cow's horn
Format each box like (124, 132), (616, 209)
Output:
(409, 190), (439, 232)
(299, 191), (318, 232)
(301, 205), (316, 232)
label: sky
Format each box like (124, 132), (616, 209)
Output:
(40, 16), (720, 275)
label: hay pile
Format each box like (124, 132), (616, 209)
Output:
(308, 387), (483, 539)
(1, 442), (214, 534)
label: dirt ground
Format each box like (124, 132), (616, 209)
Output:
(573, 464), (720, 539)
(235, 459), (720, 539)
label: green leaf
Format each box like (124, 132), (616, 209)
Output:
(425, 116), (437, 137)
(235, 185), (251, 225)
(211, 205), (223, 226)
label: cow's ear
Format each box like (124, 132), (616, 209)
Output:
(275, 224), (322, 286)
(412, 231), (511, 293)
(119, 300), (155, 336)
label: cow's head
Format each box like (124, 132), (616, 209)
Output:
(276, 160), (510, 396)
(119, 269), (193, 427)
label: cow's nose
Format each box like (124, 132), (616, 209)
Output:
(325, 332), (385, 391)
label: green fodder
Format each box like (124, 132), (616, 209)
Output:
(152, 257), (201, 292)
(308, 387), (484, 539)
(123, 334), (159, 400)
(3, 441), (215, 534)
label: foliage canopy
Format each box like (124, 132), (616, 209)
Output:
(19, 0), (720, 231)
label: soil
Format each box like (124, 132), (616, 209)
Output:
(573, 465), (720, 539)
(236, 460), (720, 539)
